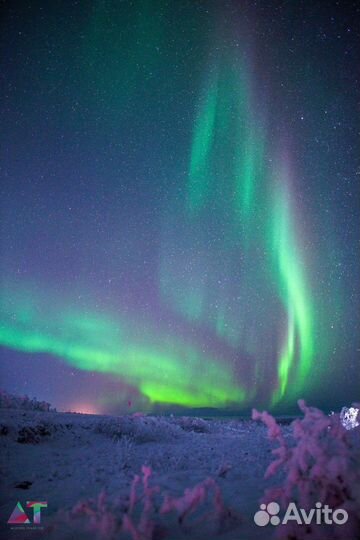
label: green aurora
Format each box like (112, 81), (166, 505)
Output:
(0, 287), (245, 408)
(1, 1), (350, 412)
(0, 50), (316, 409)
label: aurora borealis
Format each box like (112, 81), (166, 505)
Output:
(1, 1), (359, 414)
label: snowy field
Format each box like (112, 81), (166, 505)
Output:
(0, 405), (359, 540)
(0, 407), (292, 539)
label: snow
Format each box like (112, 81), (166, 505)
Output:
(0, 408), (281, 539)
(340, 406), (359, 430)
(1, 403), (358, 539)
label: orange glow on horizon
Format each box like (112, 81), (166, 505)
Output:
(68, 403), (101, 415)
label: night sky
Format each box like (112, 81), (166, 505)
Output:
(1, 1), (359, 414)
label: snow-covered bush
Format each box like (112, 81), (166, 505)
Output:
(174, 416), (211, 433)
(122, 465), (160, 540)
(95, 415), (182, 444)
(49, 466), (235, 540)
(0, 389), (53, 411)
(160, 476), (237, 533)
(253, 400), (360, 539)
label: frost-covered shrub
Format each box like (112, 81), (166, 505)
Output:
(174, 416), (211, 433)
(114, 435), (134, 465)
(160, 476), (237, 533)
(67, 468), (161, 540)
(122, 465), (160, 540)
(253, 400), (360, 539)
(17, 422), (55, 443)
(59, 490), (124, 540)
(0, 389), (53, 412)
(95, 415), (182, 444)
(49, 468), (157, 540)
(49, 466), (235, 540)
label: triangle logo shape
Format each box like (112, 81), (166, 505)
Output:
(7, 502), (30, 524)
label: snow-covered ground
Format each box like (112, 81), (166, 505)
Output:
(0, 407), (291, 539)
(3, 405), (359, 540)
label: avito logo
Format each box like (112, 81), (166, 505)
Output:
(254, 501), (348, 527)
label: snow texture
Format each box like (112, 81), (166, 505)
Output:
(1, 395), (359, 539)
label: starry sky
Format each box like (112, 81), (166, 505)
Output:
(1, 0), (359, 415)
